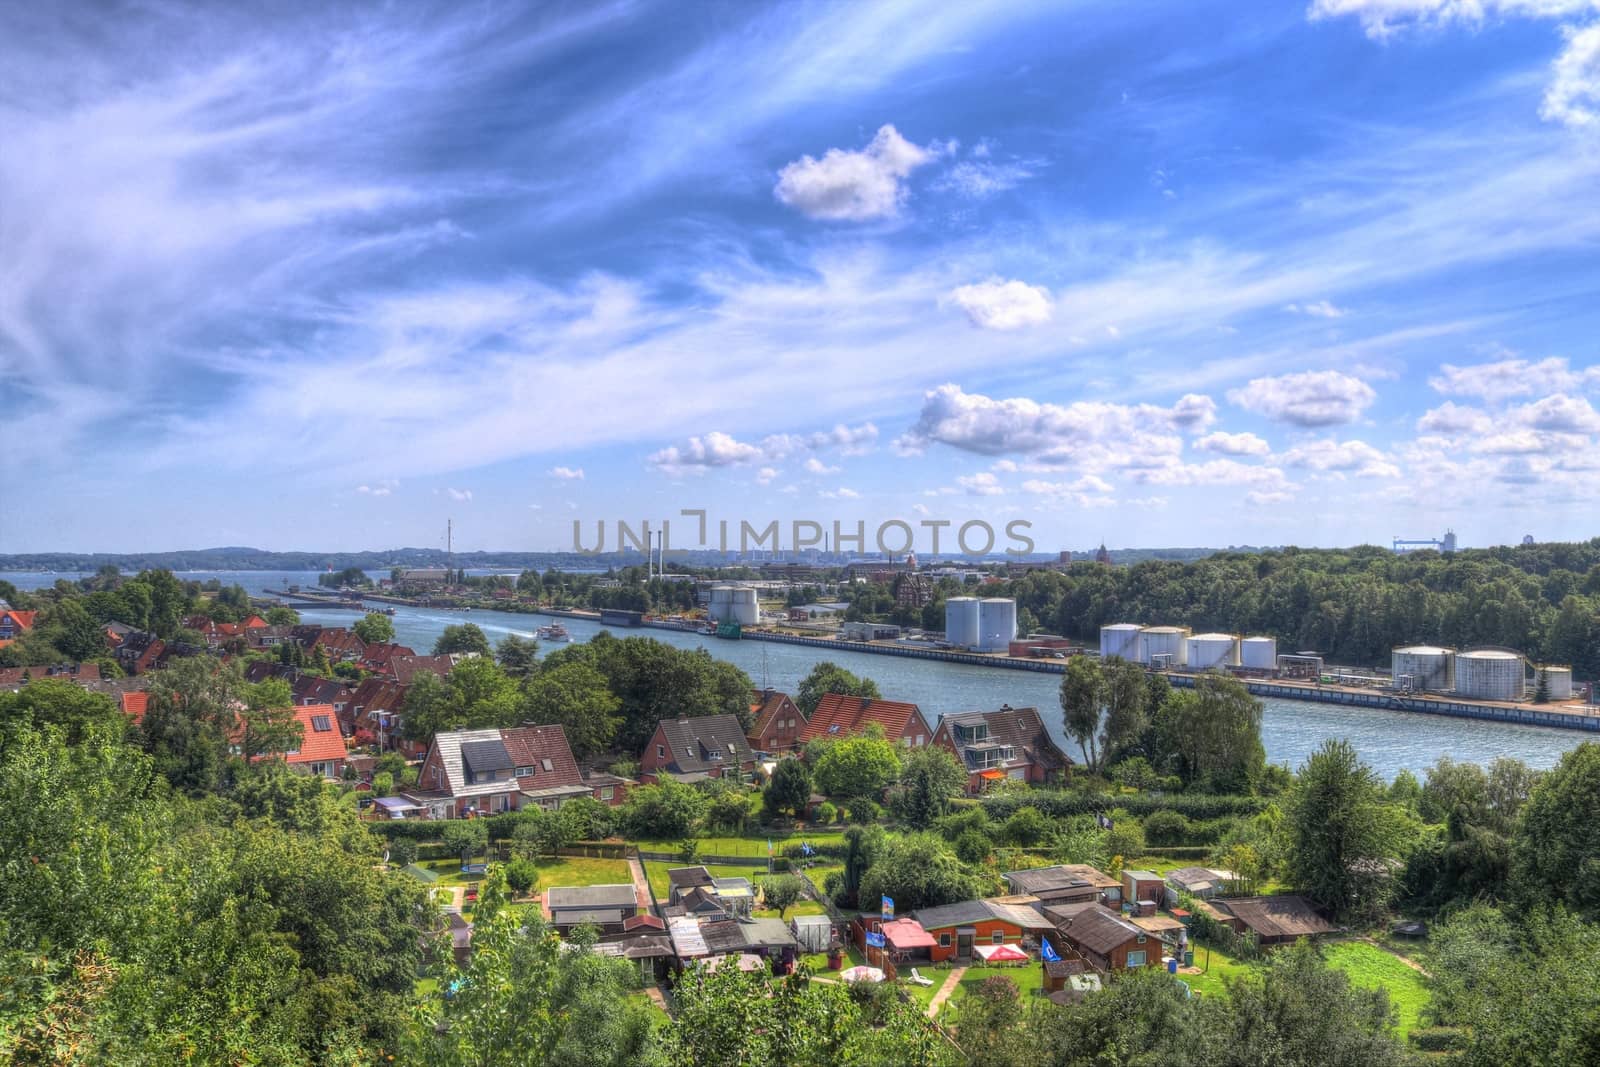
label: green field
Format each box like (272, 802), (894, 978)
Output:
(642, 861), (764, 901)
(1323, 940), (1430, 1038)
(527, 855), (633, 893)
(1177, 943), (1255, 1000)
(632, 831), (847, 858)
(939, 962), (1045, 1017)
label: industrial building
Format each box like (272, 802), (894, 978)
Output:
(1188, 633), (1239, 670)
(1138, 626), (1190, 668)
(976, 598), (1018, 652)
(1536, 665), (1574, 700)
(1391, 646), (1455, 693)
(706, 585), (760, 627)
(945, 597), (979, 648)
(1455, 648), (1525, 701)
(1239, 636), (1277, 670)
(1099, 623), (1142, 661)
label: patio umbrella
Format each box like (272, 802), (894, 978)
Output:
(839, 965), (886, 983)
(974, 942), (1029, 963)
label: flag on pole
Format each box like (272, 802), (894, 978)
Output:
(881, 895), (894, 921)
(1041, 938), (1061, 963)
(865, 931), (885, 948)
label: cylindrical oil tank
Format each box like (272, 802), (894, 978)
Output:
(1139, 626), (1190, 667)
(976, 598), (1018, 652)
(1455, 648), (1525, 701)
(944, 597), (979, 647)
(1391, 646), (1454, 692)
(708, 585), (760, 626)
(1239, 636), (1277, 670)
(1099, 623), (1143, 661)
(1534, 665), (1573, 700)
(1189, 633), (1239, 670)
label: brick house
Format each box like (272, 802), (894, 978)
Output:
(747, 689), (806, 753)
(638, 715), (758, 783)
(932, 704), (1071, 792)
(407, 724), (592, 819)
(798, 693), (933, 748)
(279, 704), (348, 779)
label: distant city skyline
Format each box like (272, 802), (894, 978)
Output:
(4, 2), (1600, 553)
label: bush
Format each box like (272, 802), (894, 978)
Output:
(1143, 810), (1192, 846)
(982, 790), (1266, 822)
(955, 828), (993, 865)
(814, 801), (837, 825)
(1003, 807), (1051, 847)
(505, 857), (538, 896)
(846, 798), (881, 824)
(934, 806), (991, 843)
(387, 837), (418, 867)
(1408, 1028), (1467, 1052)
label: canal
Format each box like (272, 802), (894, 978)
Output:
(6, 569), (1587, 780)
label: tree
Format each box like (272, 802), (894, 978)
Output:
(1059, 655), (1103, 773)
(434, 622), (492, 657)
(0, 679), (124, 744)
(1100, 657), (1151, 761)
(794, 661), (880, 717)
(352, 612), (395, 645)
(764, 757), (813, 818)
(947, 976), (1030, 1067)
(521, 659), (621, 759)
(812, 735), (901, 801)
(1162, 673), (1266, 792)
(758, 874), (808, 918)
(318, 567), (371, 589)
(495, 633), (541, 677)
(858, 831), (994, 913)
(388, 837), (419, 867)
(1287, 739), (1413, 920)
(442, 819), (489, 863)
(619, 776), (706, 839)
(1511, 742), (1600, 919)
(263, 606), (299, 626)
(892, 745), (967, 829)
(400, 657), (522, 741)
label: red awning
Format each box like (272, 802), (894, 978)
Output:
(881, 918), (936, 950)
(978, 769), (1006, 780)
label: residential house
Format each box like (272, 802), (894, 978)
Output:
(932, 704), (1071, 792)
(799, 693), (933, 748)
(1003, 864), (1123, 909)
(246, 625), (296, 650)
(1049, 904), (1162, 972)
(580, 769), (634, 806)
(0, 609), (38, 647)
(359, 642), (416, 673)
(114, 631), (166, 675)
(747, 689), (806, 753)
(346, 676), (410, 743)
(245, 703), (346, 779)
(305, 627), (367, 663)
(545, 884), (640, 936)
(120, 691), (149, 724)
(407, 724), (591, 819)
(1212, 896), (1336, 946)
(664, 866), (754, 918)
(0, 663), (102, 689)
(389, 654), (467, 685)
(395, 568), (450, 589)
(910, 899), (1055, 963)
(639, 715), (758, 783)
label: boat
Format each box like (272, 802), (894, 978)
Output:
(383, 607), (397, 616)
(536, 623), (571, 642)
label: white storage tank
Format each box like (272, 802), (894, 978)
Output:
(1239, 636), (1277, 670)
(1139, 626), (1190, 668)
(1534, 665), (1573, 700)
(1189, 633), (1239, 670)
(945, 597), (980, 648)
(1455, 648), (1525, 701)
(1099, 623), (1143, 661)
(1392, 646), (1455, 692)
(708, 584), (760, 626)
(976, 598), (1018, 652)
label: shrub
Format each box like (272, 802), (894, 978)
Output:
(387, 837), (418, 867)
(1409, 1028), (1467, 1052)
(983, 790), (1265, 822)
(814, 801), (837, 825)
(1143, 810), (1192, 846)
(955, 828), (993, 865)
(505, 857), (538, 896)
(1003, 807), (1051, 847)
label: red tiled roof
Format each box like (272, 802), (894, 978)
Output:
(389, 655), (459, 685)
(800, 693), (927, 743)
(121, 691), (150, 723)
(501, 724), (583, 789)
(1, 610), (39, 631)
(748, 689), (804, 739)
(284, 704), (347, 766)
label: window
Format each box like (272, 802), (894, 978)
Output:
(1136, 935), (1146, 944)
(939, 933), (951, 948)
(515, 766), (532, 777)
(992, 931), (1004, 944)
(311, 714), (332, 732)
(541, 758), (553, 772)
(1126, 950), (1146, 968)
(657, 745), (665, 758)
(601, 786), (614, 801)
(828, 724), (840, 734)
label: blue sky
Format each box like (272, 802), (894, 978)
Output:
(3, 0), (1599, 554)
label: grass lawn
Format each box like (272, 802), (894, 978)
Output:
(1323, 940), (1430, 1039)
(643, 861), (766, 901)
(939, 963), (1045, 1017)
(527, 855), (633, 894)
(798, 862), (843, 896)
(632, 831), (848, 858)
(1177, 942), (1255, 1000)
(754, 898), (827, 919)
(801, 944), (865, 974)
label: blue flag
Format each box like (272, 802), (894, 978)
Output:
(801, 841), (815, 856)
(865, 931), (886, 948)
(881, 895), (895, 921)
(1042, 938), (1061, 962)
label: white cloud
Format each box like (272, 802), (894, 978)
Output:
(773, 124), (935, 221)
(1417, 401), (1493, 434)
(756, 466), (778, 485)
(1308, 1), (1600, 40)
(1228, 370), (1377, 427)
(804, 457), (841, 474)
(818, 486), (861, 499)
(1247, 490), (1295, 505)
(445, 487), (472, 502)
(648, 431), (764, 473)
(1515, 393), (1600, 433)
(1195, 431), (1271, 456)
(1429, 356), (1599, 399)
(548, 466), (585, 480)
(355, 478), (399, 497)
(944, 278), (1053, 330)
(1170, 394), (1219, 433)
(1130, 458), (1295, 489)
(1284, 300), (1347, 318)
(911, 503), (931, 516)
(937, 159), (1035, 198)
(958, 472), (1005, 496)
(1281, 438), (1401, 478)
(1543, 22), (1600, 127)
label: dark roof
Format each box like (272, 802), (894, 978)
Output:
(1044, 958), (1089, 978)
(1056, 906), (1145, 957)
(699, 919), (750, 954)
(941, 705), (1069, 774)
(678, 887), (729, 916)
(911, 900), (1000, 930)
(545, 884), (638, 911)
(1214, 896), (1335, 940)
(551, 909), (625, 926)
(656, 715), (756, 774)
(502, 724), (583, 789)
(669, 866), (715, 891)
(460, 739), (514, 775)
(1005, 864), (1120, 894)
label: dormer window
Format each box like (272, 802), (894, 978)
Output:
(516, 766), (533, 777)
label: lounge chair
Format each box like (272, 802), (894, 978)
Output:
(908, 967), (935, 986)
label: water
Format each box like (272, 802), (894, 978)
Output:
(3, 569), (1586, 780)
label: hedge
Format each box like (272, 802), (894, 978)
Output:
(981, 791), (1267, 822)
(1408, 1028), (1466, 1052)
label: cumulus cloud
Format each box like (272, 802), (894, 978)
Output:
(1281, 438), (1401, 478)
(1515, 393), (1600, 433)
(355, 479), (399, 497)
(774, 124), (935, 221)
(1169, 394), (1219, 433)
(1429, 355), (1600, 399)
(1417, 402), (1493, 434)
(445, 487), (472, 502)
(944, 278), (1053, 330)
(756, 466), (778, 485)
(1227, 370), (1377, 427)
(1130, 458), (1295, 489)
(548, 466), (585, 480)
(763, 422), (879, 457)
(1020, 475), (1117, 509)
(1543, 22), (1600, 127)
(1284, 300), (1347, 318)
(649, 421), (876, 473)
(895, 384), (1212, 468)
(648, 431), (764, 474)
(818, 487), (861, 499)
(804, 457), (841, 474)
(958, 472), (1005, 496)
(1308, 0), (1600, 40)
(1195, 431), (1271, 456)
